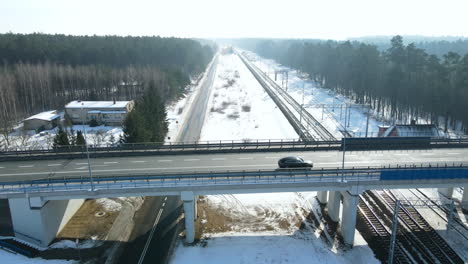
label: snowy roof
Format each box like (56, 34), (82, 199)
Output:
(65, 100), (131, 109)
(24, 110), (60, 122)
(87, 110), (127, 114)
(381, 124), (439, 137)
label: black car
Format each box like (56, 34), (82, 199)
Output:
(278, 156), (313, 168)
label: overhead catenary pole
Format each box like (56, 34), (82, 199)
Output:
(388, 200), (401, 264)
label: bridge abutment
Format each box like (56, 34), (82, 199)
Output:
(317, 191), (328, 204)
(327, 191), (341, 222)
(340, 190), (360, 246)
(181, 191), (195, 243)
(8, 197), (84, 247)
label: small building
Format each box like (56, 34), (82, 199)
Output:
(23, 110), (60, 131)
(65, 100), (134, 126)
(378, 122), (440, 137)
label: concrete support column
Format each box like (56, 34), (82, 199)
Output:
(438, 188), (454, 199)
(317, 191), (328, 204)
(340, 191), (360, 246)
(181, 191), (195, 243)
(8, 198), (84, 247)
(194, 195), (198, 221)
(327, 191), (341, 222)
(462, 187), (468, 211)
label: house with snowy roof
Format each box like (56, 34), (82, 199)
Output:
(65, 100), (135, 126)
(377, 120), (440, 137)
(23, 110), (60, 131)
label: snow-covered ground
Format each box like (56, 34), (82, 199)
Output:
(199, 53), (298, 140)
(2, 124), (123, 151)
(169, 51), (380, 263)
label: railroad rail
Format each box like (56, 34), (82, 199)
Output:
(357, 194), (411, 263)
(374, 190), (463, 264)
(239, 52), (336, 141)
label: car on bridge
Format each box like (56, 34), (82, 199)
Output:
(278, 156), (313, 169)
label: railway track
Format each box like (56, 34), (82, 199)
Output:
(371, 190), (464, 264)
(239, 52), (336, 141)
(405, 189), (468, 240)
(357, 194), (411, 263)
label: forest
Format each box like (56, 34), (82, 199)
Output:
(0, 33), (215, 143)
(241, 36), (468, 133)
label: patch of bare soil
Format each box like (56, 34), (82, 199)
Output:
(57, 199), (119, 240)
(194, 196), (304, 240)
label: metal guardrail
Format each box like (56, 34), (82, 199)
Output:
(0, 138), (468, 161)
(0, 164), (467, 197)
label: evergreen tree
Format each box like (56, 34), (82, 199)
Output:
(53, 126), (70, 147)
(75, 130), (86, 146)
(123, 81), (167, 143)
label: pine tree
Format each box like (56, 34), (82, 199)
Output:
(75, 130), (86, 146)
(53, 126), (70, 147)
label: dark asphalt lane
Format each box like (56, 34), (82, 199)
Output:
(116, 195), (182, 264)
(1, 148), (467, 181)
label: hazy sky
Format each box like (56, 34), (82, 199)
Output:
(2, 0), (468, 39)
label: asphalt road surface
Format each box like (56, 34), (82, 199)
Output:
(1, 148), (467, 182)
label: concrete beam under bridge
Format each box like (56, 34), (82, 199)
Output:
(340, 190), (360, 246)
(317, 191), (328, 204)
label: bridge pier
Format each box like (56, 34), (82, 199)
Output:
(327, 191), (341, 222)
(317, 191), (328, 204)
(181, 191), (195, 243)
(8, 197), (84, 247)
(340, 191), (360, 246)
(438, 188), (454, 198)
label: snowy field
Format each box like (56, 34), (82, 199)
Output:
(1, 124), (123, 151)
(169, 51), (380, 264)
(199, 53), (298, 140)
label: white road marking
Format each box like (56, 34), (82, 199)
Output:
(0, 167), (4, 169)
(162, 202), (166, 207)
(447, 153), (460, 155)
(0, 164), (279, 177)
(212, 158), (226, 161)
(76, 167), (87, 170)
(421, 153), (435, 156)
(47, 164), (61, 167)
(238, 157), (253, 160)
(19, 165), (34, 168)
(164, 197), (168, 201)
(158, 160), (172, 162)
(75, 163), (88, 165)
(138, 208), (163, 264)
(104, 161), (118, 164)
(132, 161), (146, 163)
(184, 159), (200, 161)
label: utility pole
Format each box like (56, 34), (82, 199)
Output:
(81, 103), (94, 191)
(365, 109), (370, 138)
(341, 137), (346, 182)
(388, 200), (400, 264)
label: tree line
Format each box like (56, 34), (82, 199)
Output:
(0, 33), (215, 146)
(241, 36), (468, 133)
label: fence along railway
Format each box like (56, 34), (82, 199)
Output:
(238, 51), (336, 141)
(358, 190), (464, 264)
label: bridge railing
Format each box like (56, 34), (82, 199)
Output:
(1, 137), (468, 161)
(0, 164), (467, 197)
